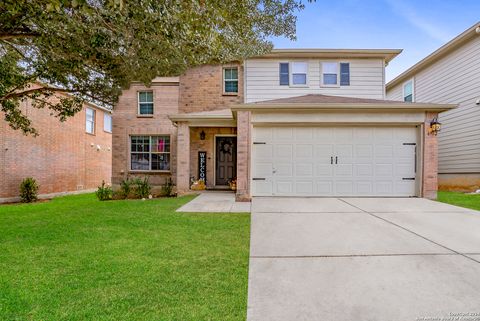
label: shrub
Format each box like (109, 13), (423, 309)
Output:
(135, 177), (151, 199)
(95, 181), (113, 201)
(19, 177), (39, 203)
(119, 177), (135, 199)
(161, 177), (175, 197)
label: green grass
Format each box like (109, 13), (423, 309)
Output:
(0, 194), (250, 321)
(437, 191), (480, 211)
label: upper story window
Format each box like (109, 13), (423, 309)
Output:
(403, 80), (414, 102)
(321, 62), (350, 86)
(223, 67), (238, 94)
(138, 91), (154, 115)
(291, 62), (308, 85)
(85, 108), (95, 134)
(104, 113), (112, 133)
(279, 63), (289, 85)
(130, 135), (170, 171)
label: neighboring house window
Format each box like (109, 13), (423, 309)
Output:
(86, 108), (95, 134)
(340, 63), (350, 86)
(138, 91), (154, 115)
(279, 63), (289, 85)
(403, 80), (414, 102)
(321, 62), (339, 86)
(223, 67), (238, 94)
(104, 113), (112, 133)
(130, 135), (170, 171)
(291, 62), (308, 85)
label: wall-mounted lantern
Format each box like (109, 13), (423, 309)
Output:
(428, 117), (441, 135)
(200, 130), (206, 140)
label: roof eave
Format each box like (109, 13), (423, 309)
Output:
(254, 49), (403, 63)
(387, 22), (480, 90)
(231, 103), (456, 113)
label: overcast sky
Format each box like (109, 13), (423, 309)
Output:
(271, 0), (480, 82)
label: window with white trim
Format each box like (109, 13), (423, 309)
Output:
(86, 108), (95, 134)
(321, 62), (339, 86)
(104, 113), (112, 133)
(130, 135), (170, 171)
(223, 67), (238, 94)
(138, 91), (154, 115)
(291, 62), (308, 85)
(403, 80), (414, 102)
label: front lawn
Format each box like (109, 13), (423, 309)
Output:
(0, 194), (250, 321)
(437, 191), (480, 211)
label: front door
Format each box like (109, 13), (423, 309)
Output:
(215, 136), (237, 186)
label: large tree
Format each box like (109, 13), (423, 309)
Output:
(0, 0), (307, 135)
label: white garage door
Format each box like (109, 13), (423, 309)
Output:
(252, 127), (418, 197)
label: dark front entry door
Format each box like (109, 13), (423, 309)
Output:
(215, 136), (237, 186)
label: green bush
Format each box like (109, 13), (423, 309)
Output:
(119, 178), (135, 199)
(135, 177), (151, 199)
(19, 177), (39, 203)
(161, 177), (175, 197)
(95, 181), (113, 201)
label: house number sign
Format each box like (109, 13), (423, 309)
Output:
(198, 151), (207, 183)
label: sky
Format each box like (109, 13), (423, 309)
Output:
(271, 0), (480, 82)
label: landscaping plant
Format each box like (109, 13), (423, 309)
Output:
(19, 177), (39, 203)
(135, 177), (152, 199)
(95, 181), (113, 201)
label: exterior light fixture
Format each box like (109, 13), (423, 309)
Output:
(428, 117), (441, 135)
(200, 130), (206, 140)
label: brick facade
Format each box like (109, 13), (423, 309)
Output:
(179, 63), (243, 114)
(112, 81), (179, 187)
(0, 99), (112, 201)
(422, 112), (439, 199)
(235, 111), (251, 201)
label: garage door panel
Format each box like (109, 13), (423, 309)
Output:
(275, 144), (293, 158)
(316, 164), (334, 177)
(296, 144), (313, 158)
(275, 163), (293, 176)
(252, 126), (418, 197)
(296, 181), (314, 194)
(253, 127), (273, 141)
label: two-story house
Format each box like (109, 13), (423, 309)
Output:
(112, 49), (454, 200)
(1, 91), (112, 203)
(387, 22), (480, 192)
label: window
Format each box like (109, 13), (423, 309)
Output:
(291, 62), (308, 85)
(403, 80), (414, 102)
(279, 63), (289, 85)
(321, 62), (339, 86)
(223, 67), (238, 94)
(340, 63), (350, 86)
(138, 91), (154, 115)
(104, 113), (112, 133)
(86, 108), (95, 134)
(130, 135), (170, 171)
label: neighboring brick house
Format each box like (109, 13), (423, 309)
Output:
(0, 95), (112, 202)
(113, 50), (454, 200)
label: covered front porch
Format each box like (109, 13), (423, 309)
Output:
(169, 109), (249, 200)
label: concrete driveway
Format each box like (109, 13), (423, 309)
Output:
(247, 197), (480, 321)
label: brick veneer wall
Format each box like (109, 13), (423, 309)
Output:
(112, 82), (179, 187)
(179, 63), (243, 114)
(422, 111), (439, 199)
(0, 99), (112, 200)
(235, 111), (251, 201)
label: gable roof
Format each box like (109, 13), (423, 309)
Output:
(387, 22), (480, 90)
(232, 94), (455, 112)
(253, 49), (402, 63)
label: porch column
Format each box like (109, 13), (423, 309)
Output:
(176, 121), (190, 194)
(422, 111), (438, 199)
(236, 111), (251, 201)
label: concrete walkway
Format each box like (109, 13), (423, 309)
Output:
(247, 197), (480, 321)
(176, 191), (251, 213)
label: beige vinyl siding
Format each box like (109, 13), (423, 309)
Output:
(385, 84), (404, 101)
(244, 58), (385, 103)
(387, 35), (480, 173)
